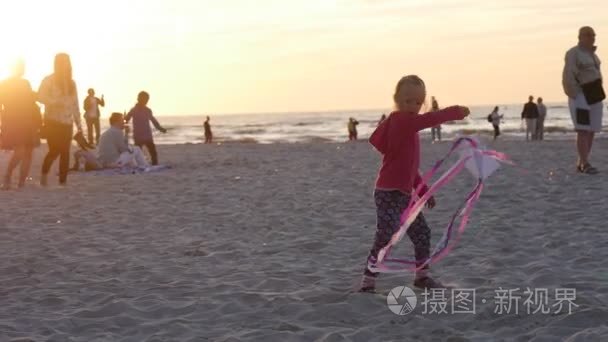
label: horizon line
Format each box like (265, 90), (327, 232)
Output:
(152, 101), (570, 117)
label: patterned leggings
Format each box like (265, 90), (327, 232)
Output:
(364, 190), (431, 277)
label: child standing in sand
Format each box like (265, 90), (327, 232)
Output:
(125, 91), (167, 165)
(359, 75), (469, 292)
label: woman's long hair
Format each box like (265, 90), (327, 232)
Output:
(53, 53), (75, 96)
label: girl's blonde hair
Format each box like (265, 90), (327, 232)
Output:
(393, 75), (428, 111)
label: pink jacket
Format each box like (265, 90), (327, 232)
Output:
(370, 106), (466, 194)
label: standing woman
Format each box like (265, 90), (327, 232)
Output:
(0, 60), (41, 189)
(38, 53), (83, 186)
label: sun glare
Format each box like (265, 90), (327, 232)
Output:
(0, 0), (123, 85)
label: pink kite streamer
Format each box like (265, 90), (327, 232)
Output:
(367, 137), (511, 274)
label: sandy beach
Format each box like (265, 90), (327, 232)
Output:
(1, 137), (607, 341)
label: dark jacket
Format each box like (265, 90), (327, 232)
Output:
(125, 105), (164, 144)
(521, 102), (539, 119)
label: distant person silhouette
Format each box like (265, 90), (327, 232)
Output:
(536, 97), (547, 140)
(83, 88), (105, 145)
(430, 96), (442, 142)
(563, 26), (604, 174)
(348, 117), (359, 141)
(521, 95), (539, 141)
(0, 60), (41, 189)
(204, 116), (213, 144)
(38, 53), (83, 186)
(125, 91), (167, 165)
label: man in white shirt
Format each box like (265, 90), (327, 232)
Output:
(562, 26), (604, 174)
(83, 88), (105, 146)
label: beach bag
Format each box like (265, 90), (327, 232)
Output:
(487, 114), (492, 123)
(580, 78), (606, 105)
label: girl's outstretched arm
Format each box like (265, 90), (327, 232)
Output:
(409, 106), (468, 132)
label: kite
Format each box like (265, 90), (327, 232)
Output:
(367, 137), (512, 273)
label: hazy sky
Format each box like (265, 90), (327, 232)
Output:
(1, 0), (607, 115)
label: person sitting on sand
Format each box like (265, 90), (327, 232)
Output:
(347, 117), (359, 141)
(488, 106), (504, 141)
(72, 112), (148, 170)
(204, 116), (213, 144)
(359, 74), (470, 292)
(125, 91), (167, 165)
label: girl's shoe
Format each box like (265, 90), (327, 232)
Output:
(414, 276), (446, 289)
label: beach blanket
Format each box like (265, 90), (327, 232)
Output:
(76, 164), (173, 176)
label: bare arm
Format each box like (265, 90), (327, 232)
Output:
(150, 112), (166, 132)
(124, 109), (133, 123)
